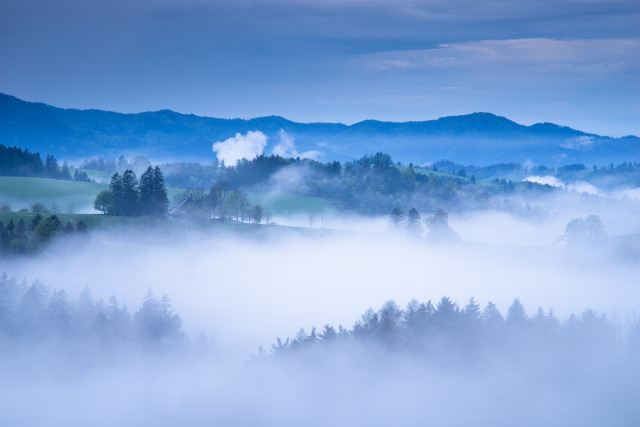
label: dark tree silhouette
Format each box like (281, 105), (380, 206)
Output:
(425, 209), (459, 242)
(406, 207), (422, 235)
(389, 207), (404, 230)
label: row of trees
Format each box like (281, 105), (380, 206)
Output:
(0, 144), (91, 181)
(564, 214), (606, 245)
(212, 153), (516, 215)
(0, 274), (184, 349)
(94, 166), (169, 217)
(270, 296), (638, 358)
(390, 208), (608, 246)
(390, 207), (459, 241)
(172, 183), (272, 224)
(0, 215), (87, 254)
(83, 152), (573, 217)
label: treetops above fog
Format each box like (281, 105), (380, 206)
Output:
(269, 296), (640, 360)
(3, 273), (638, 362)
(0, 214), (87, 254)
(389, 205), (608, 247)
(94, 166), (169, 217)
(389, 206), (460, 242)
(0, 273), (184, 349)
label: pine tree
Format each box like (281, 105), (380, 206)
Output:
(389, 207), (404, 230)
(48, 289), (71, 337)
(482, 301), (503, 325)
(0, 273), (15, 333)
(463, 297), (482, 322)
(61, 161), (71, 180)
(406, 207), (422, 235)
(6, 219), (14, 239)
(15, 219), (27, 243)
(506, 298), (527, 326)
(30, 213), (42, 231)
(121, 169), (139, 216)
(45, 154), (59, 178)
(0, 222), (10, 251)
(319, 324), (337, 342)
(139, 166), (155, 216)
(152, 166), (169, 217)
(109, 173), (123, 215)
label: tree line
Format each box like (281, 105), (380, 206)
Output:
(91, 153), (493, 216)
(0, 215), (87, 254)
(269, 296), (640, 361)
(0, 273), (184, 350)
(389, 206), (459, 241)
(171, 184), (271, 224)
(0, 144), (91, 181)
(82, 152), (637, 218)
(212, 153), (544, 215)
(94, 166), (169, 217)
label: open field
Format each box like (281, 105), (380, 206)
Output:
(246, 191), (336, 217)
(0, 176), (108, 213)
(0, 176), (186, 214)
(0, 176), (336, 218)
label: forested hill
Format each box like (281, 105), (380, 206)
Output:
(1, 93), (638, 166)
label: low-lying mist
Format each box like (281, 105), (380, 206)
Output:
(3, 229), (638, 349)
(1, 195), (638, 426)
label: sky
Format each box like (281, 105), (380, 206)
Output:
(1, 0), (639, 136)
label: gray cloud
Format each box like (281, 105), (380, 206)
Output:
(0, 0), (638, 134)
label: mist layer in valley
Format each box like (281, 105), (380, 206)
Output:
(1, 186), (639, 426)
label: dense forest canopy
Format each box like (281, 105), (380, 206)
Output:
(270, 296), (640, 359)
(0, 274), (184, 352)
(94, 166), (169, 217)
(75, 152), (639, 216)
(0, 144), (91, 181)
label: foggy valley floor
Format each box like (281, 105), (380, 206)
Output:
(1, 217), (639, 426)
(3, 0), (639, 423)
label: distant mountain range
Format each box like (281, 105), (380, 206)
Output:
(1, 93), (638, 166)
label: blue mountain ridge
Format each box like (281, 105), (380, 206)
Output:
(0, 93), (637, 166)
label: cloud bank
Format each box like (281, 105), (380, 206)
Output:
(212, 131), (267, 165)
(272, 130), (322, 160)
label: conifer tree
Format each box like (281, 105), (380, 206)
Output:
(138, 166), (155, 216)
(30, 213), (42, 231)
(406, 207), (422, 235)
(389, 207), (404, 230)
(14, 219), (27, 243)
(506, 298), (527, 326)
(109, 173), (123, 215)
(6, 219), (14, 239)
(0, 222), (9, 251)
(152, 166), (169, 217)
(121, 169), (139, 216)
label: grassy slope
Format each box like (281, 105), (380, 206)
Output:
(0, 176), (335, 217)
(0, 176), (108, 213)
(0, 176), (184, 213)
(246, 192), (336, 216)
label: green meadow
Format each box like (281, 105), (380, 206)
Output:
(0, 176), (336, 218)
(246, 192), (336, 216)
(0, 176), (108, 213)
